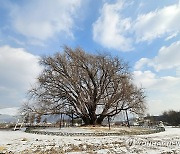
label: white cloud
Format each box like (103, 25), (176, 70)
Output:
(135, 41), (180, 72)
(134, 3), (180, 42)
(134, 58), (149, 70)
(134, 41), (180, 115)
(133, 71), (156, 88)
(152, 41), (180, 71)
(93, 1), (180, 50)
(134, 71), (180, 91)
(165, 32), (178, 41)
(134, 40), (180, 114)
(134, 70), (180, 115)
(0, 45), (41, 108)
(9, 0), (82, 41)
(92, 0), (133, 51)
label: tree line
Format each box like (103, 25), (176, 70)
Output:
(161, 110), (180, 126)
(145, 110), (180, 126)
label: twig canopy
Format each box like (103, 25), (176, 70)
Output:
(24, 46), (146, 125)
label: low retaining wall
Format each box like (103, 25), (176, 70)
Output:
(25, 127), (165, 136)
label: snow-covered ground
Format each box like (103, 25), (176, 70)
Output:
(0, 126), (180, 154)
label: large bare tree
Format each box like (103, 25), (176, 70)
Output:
(27, 46), (146, 125)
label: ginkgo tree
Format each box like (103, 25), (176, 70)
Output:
(24, 46), (146, 125)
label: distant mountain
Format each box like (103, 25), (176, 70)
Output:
(0, 113), (72, 124)
(0, 114), (18, 123)
(0, 107), (19, 116)
(42, 114), (70, 123)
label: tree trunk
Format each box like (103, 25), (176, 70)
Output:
(81, 116), (97, 125)
(81, 114), (106, 126)
(96, 115), (106, 125)
(81, 116), (91, 125)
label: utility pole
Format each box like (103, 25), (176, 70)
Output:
(108, 116), (111, 130)
(125, 109), (130, 128)
(59, 113), (63, 129)
(63, 116), (65, 127)
(71, 110), (74, 127)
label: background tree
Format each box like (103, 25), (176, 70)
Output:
(26, 46), (146, 125)
(36, 114), (42, 124)
(161, 110), (180, 126)
(24, 113), (30, 124)
(43, 118), (47, 124)
(29, 113), (35, 124)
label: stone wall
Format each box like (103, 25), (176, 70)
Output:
(25, 126), (165, 136)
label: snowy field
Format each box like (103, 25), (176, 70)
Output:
(0, 126), (180, 154)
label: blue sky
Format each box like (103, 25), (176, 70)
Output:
(0, 0), (180, 115)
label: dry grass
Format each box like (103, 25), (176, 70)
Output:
(21, 138), (28, 141)
(80, 126), (150, 133)
(0, 145), (6, 152)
